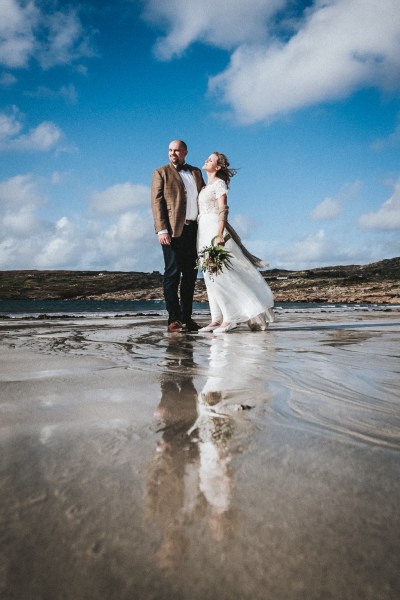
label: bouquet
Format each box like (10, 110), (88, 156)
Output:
(196, 233), (233, 280)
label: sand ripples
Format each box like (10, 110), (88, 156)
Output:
(268, 324), (400, 450)
(2, 315), (399, 451)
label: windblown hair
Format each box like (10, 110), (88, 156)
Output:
(214, 152), (238, 188)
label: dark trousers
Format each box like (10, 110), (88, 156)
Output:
(162, 222), (198, 324)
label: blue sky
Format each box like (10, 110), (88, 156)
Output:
(1, 0), (400, 272)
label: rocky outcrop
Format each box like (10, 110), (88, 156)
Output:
(1, 257), (399, 304)
(263, 257), (400, 304)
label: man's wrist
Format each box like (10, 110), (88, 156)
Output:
(158, 229), (169, 235)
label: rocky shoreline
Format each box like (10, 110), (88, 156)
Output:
(1, 257), (399, 305)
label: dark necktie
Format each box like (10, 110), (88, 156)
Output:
(176, 163), (189, 172)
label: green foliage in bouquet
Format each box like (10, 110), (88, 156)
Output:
(196, 233), (234, 280)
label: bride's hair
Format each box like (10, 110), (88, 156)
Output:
(214, 152), (238, 188)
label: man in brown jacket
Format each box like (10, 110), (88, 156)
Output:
(151, 140), (205, 332)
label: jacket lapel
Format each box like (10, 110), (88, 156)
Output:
(168, 163), (184, 188)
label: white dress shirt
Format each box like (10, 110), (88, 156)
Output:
(179, 168), (199, 221)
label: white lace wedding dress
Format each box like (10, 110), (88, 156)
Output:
(197, 179), (274, 329)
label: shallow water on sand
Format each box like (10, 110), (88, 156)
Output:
(0, 312), (399, 599)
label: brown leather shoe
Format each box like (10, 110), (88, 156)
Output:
(167, 320), (187, 333)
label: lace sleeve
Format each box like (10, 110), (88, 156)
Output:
(214, 179), (228, 199)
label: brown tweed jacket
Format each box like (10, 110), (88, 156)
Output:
(151, 163), (205, 238)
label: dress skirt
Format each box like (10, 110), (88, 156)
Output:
(197, 212), (274, 328)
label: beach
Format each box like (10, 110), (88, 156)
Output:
(1, 309), (399, 600)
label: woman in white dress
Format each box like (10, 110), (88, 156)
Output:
(197, 152), (274, 333)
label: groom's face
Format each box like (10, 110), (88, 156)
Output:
(169, 141), (187, 166)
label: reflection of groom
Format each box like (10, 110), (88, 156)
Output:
(151, 140), (205, 333)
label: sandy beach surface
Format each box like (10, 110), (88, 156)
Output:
(1, 310), (399, 600)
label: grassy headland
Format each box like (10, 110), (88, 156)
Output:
(0, 257), (399, 304)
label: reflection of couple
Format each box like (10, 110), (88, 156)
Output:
(151, 139), (274, 334)
(146, 338), (234, 571)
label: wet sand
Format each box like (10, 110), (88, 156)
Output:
(0, 310), (399, 600)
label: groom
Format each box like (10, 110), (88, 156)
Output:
(151, 140), (205, 333)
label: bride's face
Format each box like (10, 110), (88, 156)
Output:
(203, 154), (219, 173)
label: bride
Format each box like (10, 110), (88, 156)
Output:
(197, 152), (274, 334)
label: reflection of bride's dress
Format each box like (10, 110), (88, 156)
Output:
(187, 337), (242, 518)
(189, 390), (233, 516)
(197, 179), (274, 328)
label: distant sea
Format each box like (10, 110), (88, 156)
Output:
(0, 298), (398, 319)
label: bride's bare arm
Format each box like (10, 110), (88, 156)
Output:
(216, 193), (228, 244)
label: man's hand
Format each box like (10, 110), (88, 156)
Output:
(158, 233), (171, 245)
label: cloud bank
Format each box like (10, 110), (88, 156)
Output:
(0, 174), (158, 271)
(1, 173), (398, 272)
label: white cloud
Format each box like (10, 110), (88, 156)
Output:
(0, 174), (159, 271)
(0, 0), (93, 70)
(0, 0), (38, 68)
(36, 217), (78, 268)
(210, 0), (400, 123)
(0, 173), (43, 206)
(142, 0), (285, 60)
(37, 9), (94, 70)
(90, 183), (150, 214)
(0, 107), (62, 151)
(2, 206), (42, 237)
(0, 174), (45, 250)
(144, 0), (400, 123)
(287, 229), (330, 261)
(0, 106), (22, 139)
(19, 121), (62, 150)
(273, 228), (368, 270)
(310, 197), (341, 220)
(311, 180), (360, 220)
(358, 182), (400, 230)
